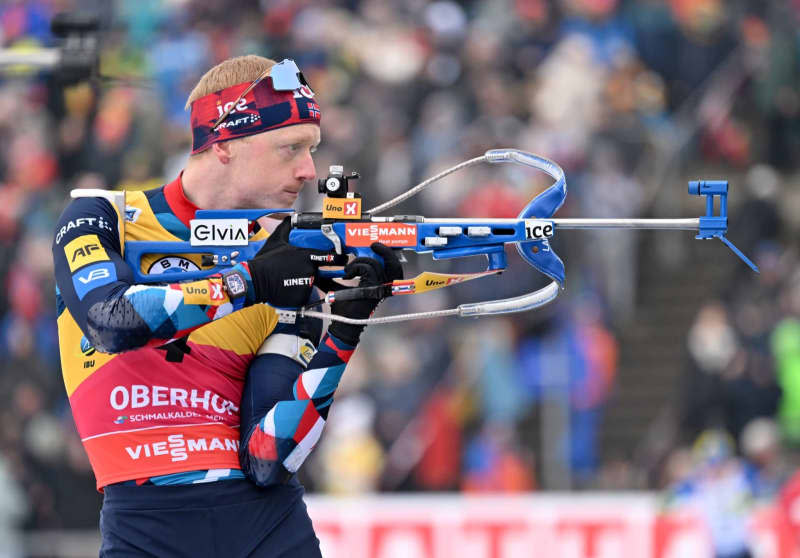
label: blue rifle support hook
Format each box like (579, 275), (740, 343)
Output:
(690, 180), (759, 273)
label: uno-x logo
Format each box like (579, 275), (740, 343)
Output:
(184, 286), (207, 295)
(322, 197), (362, 220)
(180, 280), (226, 304)
(64, 234), (109, 272)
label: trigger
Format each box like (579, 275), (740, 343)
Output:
(321, 223), (342, 254)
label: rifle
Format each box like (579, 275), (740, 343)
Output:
(72, 149), (757, 324)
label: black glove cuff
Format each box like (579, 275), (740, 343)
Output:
(327, 322), (366, 347)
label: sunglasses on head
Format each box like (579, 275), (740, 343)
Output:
(212, 59), (309, 131)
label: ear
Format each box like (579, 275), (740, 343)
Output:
(211, 141), (233, 164)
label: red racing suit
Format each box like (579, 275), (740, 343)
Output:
(55, 175), (281, 489)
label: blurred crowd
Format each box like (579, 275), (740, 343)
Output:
(0, 0), (797, 546)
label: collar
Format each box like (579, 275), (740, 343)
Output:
(163, 173), (199, 229)
(162, 173), (260, 236)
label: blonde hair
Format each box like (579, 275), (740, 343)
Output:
(185, 55), (277, 110)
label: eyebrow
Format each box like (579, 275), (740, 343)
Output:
(284, 132), (320, 146)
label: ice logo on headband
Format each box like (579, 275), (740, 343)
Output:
(216, 98), (250, 119)
(293, 85), (315, 100)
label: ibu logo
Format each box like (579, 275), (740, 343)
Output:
(80, 336), (96, 357)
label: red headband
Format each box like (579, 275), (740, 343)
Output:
(189, 77), (321, 154)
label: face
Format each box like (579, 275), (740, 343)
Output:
(225, 123), (321, 209)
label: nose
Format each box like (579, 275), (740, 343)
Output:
(294, 150), (317, 184)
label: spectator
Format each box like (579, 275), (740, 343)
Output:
(666, 429), (756, 558)
(680, 301), (738, 441)
(771, 272), (800, 446)
(0, 452), (26, 558)
(740, 417), (789, 501)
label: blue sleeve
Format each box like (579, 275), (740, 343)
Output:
(53, 196), (242, 353)
(239, 351), (304, 485)
(239, 319), (353, 487)
(53, 196), (150, 351)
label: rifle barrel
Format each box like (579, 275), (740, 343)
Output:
(552, 218), (700, 230)
(420, 217), (700, 230)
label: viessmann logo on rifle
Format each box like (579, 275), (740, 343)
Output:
(190, 219), (249, 246)
(344, 223), (418, 247)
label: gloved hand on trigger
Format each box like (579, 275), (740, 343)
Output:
(230, 216), (347, 309)
(327, 242), (404, 345)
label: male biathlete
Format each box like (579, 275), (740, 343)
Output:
(53, 54), (401, 557)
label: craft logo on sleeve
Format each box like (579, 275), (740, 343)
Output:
(55, 217), (113, 244)
(344, 223), (417, 247)
(322, 197), (362, 220)
(64, 234), (110, 272)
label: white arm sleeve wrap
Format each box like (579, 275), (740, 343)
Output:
(256, 333), (317, 366)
